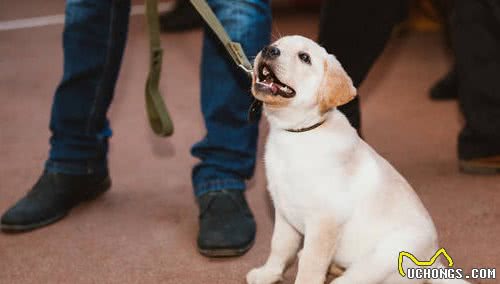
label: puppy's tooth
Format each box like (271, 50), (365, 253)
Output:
(263, 67), (270, 76)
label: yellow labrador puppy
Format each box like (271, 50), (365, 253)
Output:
(246, 36), (470, 284)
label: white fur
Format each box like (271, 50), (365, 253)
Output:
(247, 36), (470, 284)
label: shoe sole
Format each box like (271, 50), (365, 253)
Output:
(197, 239), (255, 257)
(459, 161), (500, 175)
(0, 177), (111, 233)
(0, 212), (68, 232)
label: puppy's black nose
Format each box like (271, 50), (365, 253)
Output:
(262, 45), (280, 59)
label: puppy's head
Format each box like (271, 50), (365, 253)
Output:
(252, 36), (356, 127)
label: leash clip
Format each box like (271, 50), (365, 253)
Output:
(238, 64), (253, 77)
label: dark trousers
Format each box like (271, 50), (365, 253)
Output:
(319, 0), (500, 159)
(453, 0), (500, 159)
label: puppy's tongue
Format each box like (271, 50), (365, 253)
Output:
(269, 83), (279, 94)
(256, 81), (279, 95)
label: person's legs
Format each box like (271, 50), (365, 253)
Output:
(47, 0), (131, 175)
(191, 0), (271, 256)
(452, 0), (500, 172)
(1, 0), (131, 232)
(318, 0), (408, 131)
(191, 0), (271, 196)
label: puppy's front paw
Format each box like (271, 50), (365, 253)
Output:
(246, 266), (282, 284)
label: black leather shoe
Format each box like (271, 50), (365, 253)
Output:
(197, 190), (256, 257)
(1, 171), (111, 232)
(160, 0), (203, 33)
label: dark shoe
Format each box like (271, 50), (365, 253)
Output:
(459, 155), (500, 174)
(429, 69), (458, 100)
(1, 171), (111, 232)
(197, 190), (256, 257)
(160, 0), (203, 33)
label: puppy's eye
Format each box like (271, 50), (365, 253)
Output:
(298, 52), (311, 64)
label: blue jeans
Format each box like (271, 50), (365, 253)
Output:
(46, 0), (271, 196)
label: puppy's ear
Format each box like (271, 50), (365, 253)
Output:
(318, 55), (357, 113)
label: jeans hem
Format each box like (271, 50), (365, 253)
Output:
(45, 160), (108, 176)
(194, 178), (246, 197)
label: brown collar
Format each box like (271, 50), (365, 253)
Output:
(285, 120), (326, 133)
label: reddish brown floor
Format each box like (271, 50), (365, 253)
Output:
(1, 5), (499, 284)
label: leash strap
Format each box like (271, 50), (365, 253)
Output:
(189, 0), (262, 121)
(145, 0), (262, 137)
(189, 0), (253, 76)
(145, 0), (174, 137)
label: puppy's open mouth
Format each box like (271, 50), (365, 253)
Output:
(255, 64), (296, 98)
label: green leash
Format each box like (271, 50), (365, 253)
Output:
(189, 0), (253, 77)
(144, 0), (259, 137)
(145, 0), (173, 137)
